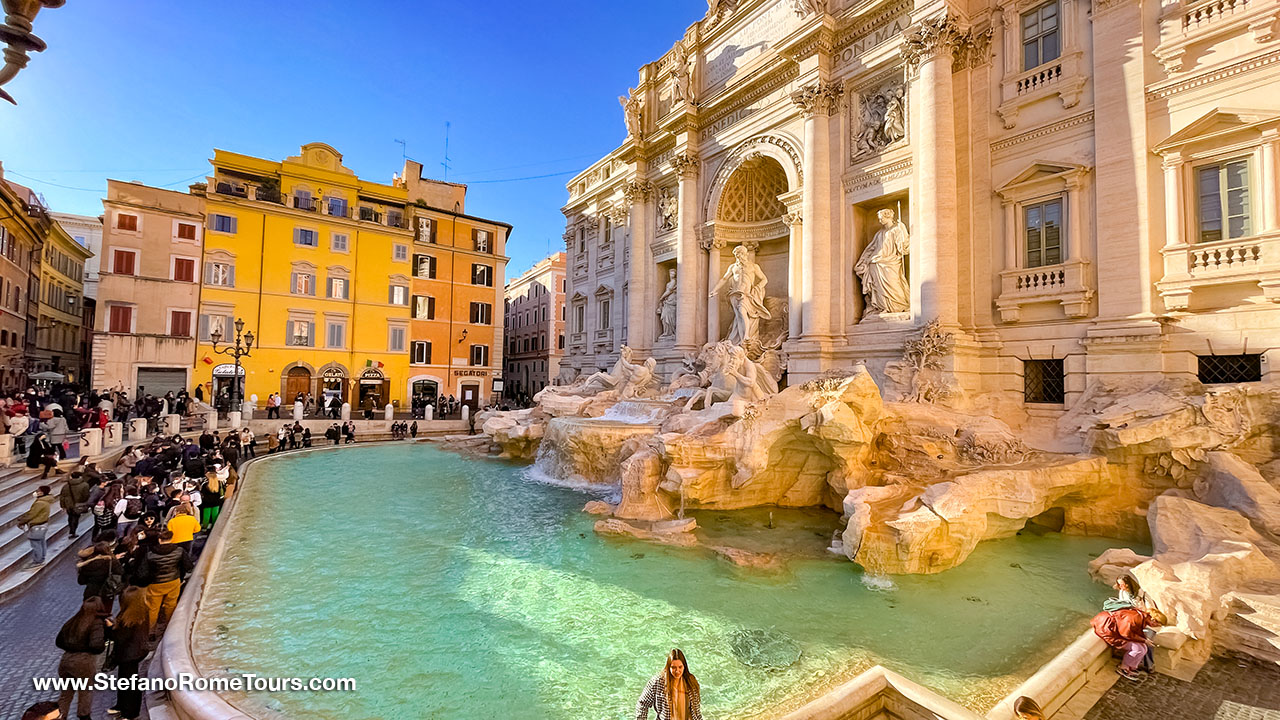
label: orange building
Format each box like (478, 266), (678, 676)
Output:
(398, 160), (511, 412)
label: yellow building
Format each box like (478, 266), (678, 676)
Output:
(36, 207), (92, 384)
(198, 143), (420, 411)
(399, 160), (511, 412)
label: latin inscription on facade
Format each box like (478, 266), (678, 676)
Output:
(834, 14), (911, 69)
(704, 2), (795, 94)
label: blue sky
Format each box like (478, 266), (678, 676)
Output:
(0, 0), (703, 276)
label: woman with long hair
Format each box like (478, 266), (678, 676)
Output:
(1013, 696), (1045, 719)
(635, 648), (702, 720)
(109, 587), (152, 719)
(54, 596), (111, 720)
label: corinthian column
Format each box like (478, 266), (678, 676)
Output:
(902, 17), (961, 327)
(673, 152), (700, 351)
(790, 80), (842, 339)
(624, 177), (654, 352)
(701, 228), (724, 342)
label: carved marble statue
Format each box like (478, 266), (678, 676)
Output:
(710, 245), (771, 346)
(853, 83), (906, 160)
(669, 42), (694, 105)
(657, 269), (678, 339)
(683, 341), (779, 413)
(620, 90), (643, 138)
(855, 208), (911, 317)
(577, 345), (658, 398)
(657, 188), (678, 231)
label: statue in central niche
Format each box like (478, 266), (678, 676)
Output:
(855, 208), (911, 317)
(710, 244), (771, 346)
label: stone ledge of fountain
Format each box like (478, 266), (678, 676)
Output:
(593, 516), (698, 547)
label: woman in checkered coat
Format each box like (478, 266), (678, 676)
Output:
(635, 648), (703, 720)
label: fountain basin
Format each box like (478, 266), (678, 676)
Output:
(171, 445), (1136, 720)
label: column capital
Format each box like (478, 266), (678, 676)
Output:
(623, 179), (655, 205)
(900, 16), (964, 75)
(954, 26), (993, 71)
(1160, 152), (1185, 171)
(671, 152), (700, 178)
(782, 210), (803, 227)
(789, 80), (844, 118)
(606, 204), (630, 224)
(697, 226), (725, 251)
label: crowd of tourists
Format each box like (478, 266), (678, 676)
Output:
(13, 427), (244, 720)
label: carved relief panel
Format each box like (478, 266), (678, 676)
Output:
(849, 72), (908, 165)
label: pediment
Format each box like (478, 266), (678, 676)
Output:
(593, 283), (614, 298)
(1156, 108), (1280, 153)
(571, 291), (588, 303)
(995, 161), (1089, 201)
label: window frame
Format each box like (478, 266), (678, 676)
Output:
(1020, 0), (1061, 72)
(115, 212), (139, 232)
(331, 232), (350, 253)
(1023, 358), (1066, 404)
(294, 227), (319, 248)
(411, 340), (432, 365)
(209, 213), (237, 234)
(389, 284), (409, 306)
(170, 255), (198, 283)
(168, 309), (194, 338)
(388, 324), (407, 353)
(1194, 156), (1253, 244)
(107, 304), (135, 334)
(326, 319), (347, 349)
(393, 243), (409, 263)
(1023, 197), (1065, 269)
(111, 248), (139, 276)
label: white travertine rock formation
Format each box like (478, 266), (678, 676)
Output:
(1195, 451), (1280, 537)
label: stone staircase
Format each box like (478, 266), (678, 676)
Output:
(0, 465), (83, 600)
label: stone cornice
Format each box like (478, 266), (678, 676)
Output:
(990, 110), (1094, 152)
(1145, 48), (1280, 103)
(834, 0), (914, 52)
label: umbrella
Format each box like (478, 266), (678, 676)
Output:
(29, 371), (65, 381)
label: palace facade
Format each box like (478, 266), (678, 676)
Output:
(562, 0), (1280, 421)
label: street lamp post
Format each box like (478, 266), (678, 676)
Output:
(209, 318), (254, 412)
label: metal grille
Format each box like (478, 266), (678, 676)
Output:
(1024, 359), (1065, 404)
(1198, 354), (1261, 384)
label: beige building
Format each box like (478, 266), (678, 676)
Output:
(503, 251), (567, 399)
(94, 180), (205, 396)
(563, 0), (1280, 426)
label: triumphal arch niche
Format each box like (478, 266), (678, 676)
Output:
(563, 0), (993, 392)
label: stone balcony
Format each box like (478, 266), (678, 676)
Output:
(996, 51), (1087, 129)
(1158, 231), (1280, 310)
(1154, 0), (1280, 72)
(996, 258), (1093, 322)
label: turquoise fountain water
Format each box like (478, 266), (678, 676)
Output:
(193, 445), (1129, 720)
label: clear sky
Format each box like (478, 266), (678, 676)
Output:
(0, 0), (704, 277)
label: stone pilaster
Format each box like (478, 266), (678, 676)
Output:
(673, 152), (701, 351)
(790, 80), (842, 339)
(700, 227), (725, 342)
(782, 209), (805, 341)
(902, 16), (961, 328)
(624, 176), (655, 352)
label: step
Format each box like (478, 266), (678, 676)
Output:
(0, 479), (67, 537)
(0, 510), (79, 601)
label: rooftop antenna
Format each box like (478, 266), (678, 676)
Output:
(394, 138), (407, 161)
(441, 121), (452, 181)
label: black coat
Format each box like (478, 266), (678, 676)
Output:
(109, 620), (150, 663)
(55, 616), (107, 654)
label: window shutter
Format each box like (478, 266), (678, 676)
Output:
(291, 272), (298, 294)
(308, 276), (315, 296)
(229, 217), (237, 233)
(428, 296), (435, 320)
(343, 280), (349, 300)
(199, 314), (209, 342)
(388, 285), (395, 304)
(293, 228), (300, 245)
(228, 265), (235, 287)
(285, 318), (292, 345)
(204, 262), (214, 285)
(308, 322), (316, 346)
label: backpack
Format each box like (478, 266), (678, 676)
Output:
(125, 496), (144, 518)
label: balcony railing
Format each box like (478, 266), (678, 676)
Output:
(1158, 231), (1280, 309)
(1182, 0), (1251, 31)
(293, 197), (316, 211)
(215, 182), (247, 197)
(1015, 62), (1063, 95)
(996, 258), (1093, 322)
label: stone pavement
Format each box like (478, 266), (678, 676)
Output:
(0, 532), (149, 720)
(1084, 654), (1280, 720)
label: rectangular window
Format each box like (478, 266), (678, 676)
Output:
(292, 272), (315, 296)
(1198, 354), (1262, 384)
(389, 325), (407, 352)
(327, 277), (348, 300)
(116, 213), (138, 231)
(172, 257), (196, 282)
(327, 196), (348, 218)
(201, 314), (229, 342)
(387, 209), (404, 228)
(599, 300), (611, 329)
(575, 304), (585, 333)
(293, 190), (314, 211)
(1024, 359), (1065, 404)
(331, 233), (349, 252)
(411, 341), (432, 365)
(470, 302), (492, 324)
(210, 214), (236, 233)
(176, 222), (197, 240)
(288, 319), (313, 347)
(170, 310), (192, 338)
(326, 321), (346, 349)
(470, 344), (490, 367)
(558, 334), (565, 349)
(472, 263), (493, 287)
(1197, 159), (1252, 244)
(414, 295), (436, 320)
(389, 285), (409, 306)
(108, 305), (133, 334)
(474, 229), (491, 253)
(1021, 1), (1061, 71)
(294, 228), (318, 247)
(416, 217), (436, 244)
(1024, 199), (1063, 268)
(112, 249), (137, 276)
(414, 254), (437, 279)
(393, 244), (408, 262)
(205, 261), (234, 287)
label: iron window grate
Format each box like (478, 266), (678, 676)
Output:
(1024, 359), (1065, 404)
(1198, 354), (1261, 384)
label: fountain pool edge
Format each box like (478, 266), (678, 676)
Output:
(150, 444), (1118, 720)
